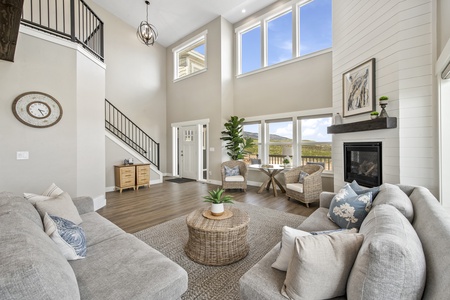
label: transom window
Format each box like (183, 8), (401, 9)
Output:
(173, 31), (207, 80)
(236, 0), (332, 75)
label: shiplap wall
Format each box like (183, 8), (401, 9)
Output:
(332, 0), (437, 196)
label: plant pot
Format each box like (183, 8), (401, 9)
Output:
(370, 115), (378, 120)
(211, 203), (224, 216)
(379, 100), (388, 105)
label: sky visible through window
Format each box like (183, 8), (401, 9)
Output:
(241, 0), (332, 73)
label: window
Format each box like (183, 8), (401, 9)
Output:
(236, 0), (332, 75)
(267, 11), (293, 66)
(173, 32), (207, 80)
(267, 120), (293, 164)
(241, 26), (261, 74)
(299, 117), (332, 170)
(298, 0), (332, 56)
(243, 123), (261, 164)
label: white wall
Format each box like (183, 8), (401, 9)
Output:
(0, 28), (105, 198)
(332, 0), (437, 195)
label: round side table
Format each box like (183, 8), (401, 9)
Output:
(184, 207), (250, 266)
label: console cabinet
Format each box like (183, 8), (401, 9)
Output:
(114, 163), (150, 193)
(136, 164), (150, 190)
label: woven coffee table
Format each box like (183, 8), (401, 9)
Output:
(185, 207), (250, 266)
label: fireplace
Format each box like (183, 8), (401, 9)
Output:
(344, 142), (382, 187)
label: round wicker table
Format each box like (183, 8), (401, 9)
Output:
(184, 207), (250, 266)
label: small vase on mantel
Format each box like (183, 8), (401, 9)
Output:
(378, 96), (389, 118)
(334, 113), (343, 125)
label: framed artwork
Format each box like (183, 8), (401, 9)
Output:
(342, 58), (376, 117)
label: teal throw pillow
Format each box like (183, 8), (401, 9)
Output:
(224, 165), (240, 176)
(350, 180), (380, 198)
(327, 184), (373, 229)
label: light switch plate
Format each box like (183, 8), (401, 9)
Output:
(17, 151), (29, 160)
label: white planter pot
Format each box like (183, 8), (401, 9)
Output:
(211, 203), (224, 216)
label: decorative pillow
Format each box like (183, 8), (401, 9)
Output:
(24, 183), (64, 205)
(328, 186), (372, 229)
(350, 180), (381, 198)
(298, 171), (309, 183)
(224, 165), (240, 177)
(347, 204), (426, 299)
(43, 213), (86, 260)
(271, 226), (311, 271)
(35, 192), (83, 225)
(310, 228), (358, 235)
(373, 183), (414, 222)
(281, 233), (364, 300)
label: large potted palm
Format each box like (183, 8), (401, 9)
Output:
(220, 116), (254, 160)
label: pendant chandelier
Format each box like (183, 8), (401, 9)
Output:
(137, 0), (158, 46)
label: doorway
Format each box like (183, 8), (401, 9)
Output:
(179, 125), (198, 179)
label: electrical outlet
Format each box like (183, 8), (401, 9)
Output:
(17, 151), (29, 160)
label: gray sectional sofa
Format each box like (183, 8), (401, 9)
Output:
(240, 184), (450, 299)
(0, 192), (188, 300)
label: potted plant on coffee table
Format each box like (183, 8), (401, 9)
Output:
(203, 188), (234, 216)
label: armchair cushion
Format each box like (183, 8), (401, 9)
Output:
(286, 183), (303, 193)
(224, 175), (245, 182)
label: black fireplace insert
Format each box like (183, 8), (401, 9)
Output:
(344, 142), (382, 188)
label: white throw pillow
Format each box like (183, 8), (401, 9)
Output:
(24, 183), (64, 205)
(35, 192), (83, 225)
(44, 213), (86, 260)
(281, 233), (364, 300)
(271, 226), (311, 271)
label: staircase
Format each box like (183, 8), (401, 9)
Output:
(105, 99), (160, 169)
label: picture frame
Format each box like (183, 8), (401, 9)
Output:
(342, 58), (376, 117)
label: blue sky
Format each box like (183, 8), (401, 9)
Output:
(241, 0), (332, 73)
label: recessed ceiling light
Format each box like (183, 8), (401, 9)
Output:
(241, 8), (246, 13)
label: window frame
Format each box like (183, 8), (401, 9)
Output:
(235, 0), (332, 76)
(172, 30), (208, 81)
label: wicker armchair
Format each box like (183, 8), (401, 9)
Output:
(221, 161), (248, 192)
(284, 164), (324, 207)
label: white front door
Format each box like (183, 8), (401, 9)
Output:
(180, 125), (198, 180)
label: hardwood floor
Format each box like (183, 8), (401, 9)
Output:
(97, 179), (318, 234)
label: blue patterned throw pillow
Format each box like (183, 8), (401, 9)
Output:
(224, 165), (240, 177)
(43, 213), (86, 260)
(298, 171), (309, 183)
(350, 180), (380, 199)
(327, 184), (373, 229)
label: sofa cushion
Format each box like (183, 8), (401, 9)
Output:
(79, 212), (125, 247)
(35, 192), (83, 225)
(0, 192), (43, 229)
(24, 183), (64, 204)
(282, 233), (364, 300)
(328, 185), (372, 229)
(297, 207), (340, 232)
(69, 234), (188, 300)
(44, 213), (86, 260)
(271, 226), (311, 271)
(347, 204), (426, 300)
(0, 211), (80, 300)
(373, 183), (414, 222)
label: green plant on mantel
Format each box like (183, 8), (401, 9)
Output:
(370, 111), (379, 116)
(379, 96), (389, 101)
(221, 116), (255, 160)
(203, 188), (234, 204)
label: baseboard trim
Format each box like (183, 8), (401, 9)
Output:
(93, 194), (106, 211)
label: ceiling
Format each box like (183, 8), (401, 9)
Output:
(91, 0), (277, 47)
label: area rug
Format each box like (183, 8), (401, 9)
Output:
(134, 202), (307, 300)
(166, 178), (197, 183)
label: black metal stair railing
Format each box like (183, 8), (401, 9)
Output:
(21, 0), (104, 61)
(105, 99), (160, 169)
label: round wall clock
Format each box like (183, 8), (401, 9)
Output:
(12, 92), (63, 128)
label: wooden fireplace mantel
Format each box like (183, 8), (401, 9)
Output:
(327, 117), (397, 134)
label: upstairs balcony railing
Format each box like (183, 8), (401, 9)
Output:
(105, 99), (160, 169)
(21, 0), (104, 61)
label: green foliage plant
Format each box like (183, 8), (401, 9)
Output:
(203, 188), (234, 204)
(370, 111), (379, 116)
(379, 96), (389, 101)
(221, 116), (255, 160)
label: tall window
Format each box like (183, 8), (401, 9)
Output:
(299, 0), (332, 56)
(173, 32), (207, 80)
(243, 123), (261, 164)
(241, 26), (261, 74)
(299, 117), (332, 170)
(267, 10), (292, 66)
(236, 0), (332, 75)
(267, 120), (293, 164)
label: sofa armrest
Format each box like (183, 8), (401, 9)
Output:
(319, 192), (335, 208)
(73, 196), (94, 214)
